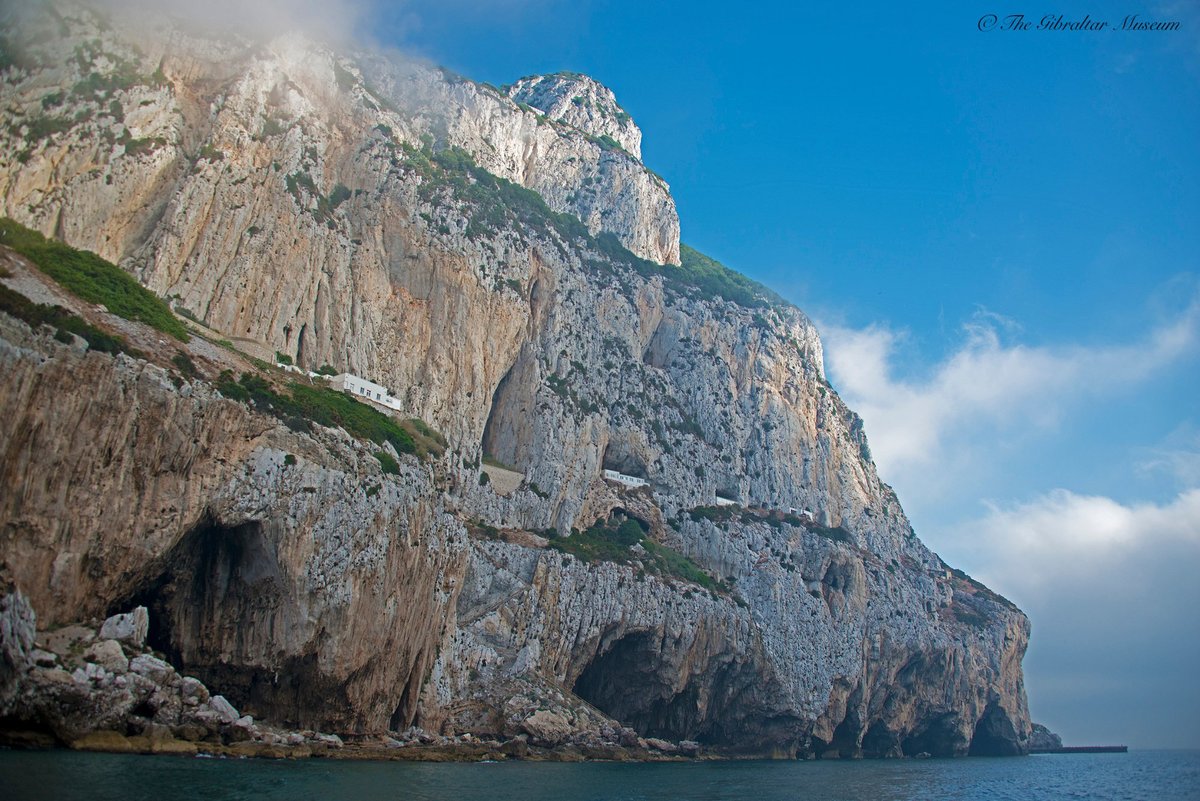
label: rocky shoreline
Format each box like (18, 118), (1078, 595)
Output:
(0, 592), (708, 763)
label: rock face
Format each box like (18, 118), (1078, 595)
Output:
(508, 73), (643, 159)
(1028, 723), (1063, 751)
(0, 1), (1032, 757)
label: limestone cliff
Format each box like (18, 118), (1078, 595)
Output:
(0, 1), (1032, 757)
(508, 72), (643, 159)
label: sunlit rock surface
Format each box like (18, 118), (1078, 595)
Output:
(0, 1), (1031, 757)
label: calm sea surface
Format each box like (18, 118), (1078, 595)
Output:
(2, 749), (1197, 801)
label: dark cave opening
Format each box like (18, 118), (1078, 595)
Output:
(861, 720), (901, 758)
(120, 513), (279, 662)
(900, 713), (966, 757)
(600, 443), (647, 480)
(968, 703), (1021, 756)
(116, 514), (317, 723)
(481, 360), (520, 467)
(572, 630), (701, 742)
(825, 713), (861, 758)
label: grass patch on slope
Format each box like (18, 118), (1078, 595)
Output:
(400, 144), (783, 310)
(550, 516), (727, 593)
(676, 244), (783, 309)
(214, 371), (444, 460)
(0, 218), (189, 341)
(0, 283), (141, 357)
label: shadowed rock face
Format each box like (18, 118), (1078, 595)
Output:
(0, 1), (1031, 757)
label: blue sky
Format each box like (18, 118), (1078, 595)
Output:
(365, 0), (1200, 748)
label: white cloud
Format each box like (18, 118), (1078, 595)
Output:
(945, 485), (1200, 747)
(1137, 424), (1200, 488)
(959, 487), (1200, 599)
(75, 0), (377, 46)
(820, 297), (1200, 482)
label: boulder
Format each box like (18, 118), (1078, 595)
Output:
(83, 662), (110, 683)
(98, 607), (149, 649)
(172, 723), (210, 742)
(207, 694), (240, 724)
(129, 654), (174, 683)
(520, 709), (574, 746)
(31, 648), (57, 667)
(223, 715), (256, 743)
(179, 676), (209, 705)
(83, 640), (128, 673)
(1029, 723), (1063, 751)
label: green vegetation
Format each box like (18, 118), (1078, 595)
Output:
(685, 504), (852, 544)
(478, 471), (490, 486)
(274, 351), (293, 365)
(0, 283), (139, 357)
(467, 518), (501, 540)
(401, 143), (590, 244)
(687, 505), (740, 524)
(375, 450), (400, 475)
(549, 517), (727, 593)
(171, 352), (198, 378)
(286, 172), (353, 224)
(198, 143), (224, 162)
(316, 364), (338, 376)
(809, 523), (853, 544)
(123, 136), (166, 157)
(71, 69), (138, 98)
(11, 113), (75, 162)
(284, 453), (297, 466)
(260, 117), (288, 138)
(951, 605), (989, 629)
(394, 143), (783, 311)
(675, 245), (782, 309)
(18, 114), (74, 144)
(213, 371), (443, 460)
(593, 134), (626, 153)
(403, 419), (446, 457)
(0, 218), (189, 341)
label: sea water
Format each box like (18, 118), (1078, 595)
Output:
(2, 749), (1197, 801)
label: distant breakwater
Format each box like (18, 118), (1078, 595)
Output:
(1031, 745), (1128, 754)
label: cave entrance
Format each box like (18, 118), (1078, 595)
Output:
(900, 713), (966, 757)
(572, 630), (701, 742)
(481, 359), (525, 469)
(968, 703), (1020, 756)
(600, 443), (646, 480)
(115, 513), (313, 723)
(120, 514), (279, 662)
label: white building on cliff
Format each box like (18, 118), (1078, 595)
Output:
(328, 373), (402, 413)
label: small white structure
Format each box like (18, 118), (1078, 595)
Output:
(603, 469), (649, 489)
(329, 373), (403, 412)
(714, 496), (737, 507)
